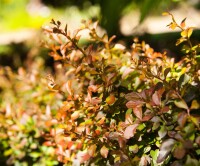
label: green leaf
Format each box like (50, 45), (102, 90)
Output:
(178, 74), (190, 88)
(158, 126), (167, 139)
(162, 12), (170, 16)
(129, 144), (139, 153)
(4, 149), (13, 156)
(185, 155), (199, 166)
(190, 116), (199, 128)
(164, 68), (171, 78)
(144, 146), (151, 153)
(196, 55), (200, 62)
(187, 28), (193, 38)
(150, 149), (159, 161)
(176, 37), (187, 46)
(29, 152), (41, 158)
(190, 100), (200, 109)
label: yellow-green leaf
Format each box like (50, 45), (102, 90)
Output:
(181, 30), (187, 37)
(187, 28), (193, 38)
(162, 12), (170, 16)
(190, 116), (199, 128)
(176, 37), (187, 46)
(191, 100), (200, 110)
(170, 22), (177, 30)
(175, 99), (188, 110)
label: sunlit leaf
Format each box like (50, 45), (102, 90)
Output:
(88, 144), (97, 157)
(124, 124), (139, 139)
(71, 111), (80, 120)
(152, 91), (161, 106)
(190, 116), (199, 128)
(100, 146), (109, 158)
(174, 99), (188, 110)
(29, 152), (41, 158)
(162, 12), (170, 16)
(106, 94), (116, 105)
(187, 28), (193, 38)
(181, 30), (187, 37)
(168, 22), (177, 30)
(129, 144), (139, 153)
(190, 100), (200, 109)
(180, 17), (187, 29)
(133, 106), (142, 120)
(150, 149), (159, 161)
(122, 68), (134, 79)
(176, 37), (187, 46)
(158, 126), (167, 139)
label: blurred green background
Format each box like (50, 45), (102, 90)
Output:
(0, 0), (200, 69)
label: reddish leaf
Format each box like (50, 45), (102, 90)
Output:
(124, 124), (139, 139)
(157, 139), (176, 163)
(133, 107), (142, 120)
(122, 68), (134, 79)
(152, 91), (161, 106)
(106, 95), (116, 105)
(125, 92), (142, 101)
(180, 18), (186, 29)
(67, 141), (74, 149)
(142, 114), (153, 121)
(91, 97), (102, 105)
(126, 100), (144, 108)
(88, 85), (98, 92)
(139, 155), (150, 166)
(125, 112), (133, 124)
(118, 136), (126, 148)
(173, 146), (186, 159)
(108, 132), (121, 140)
(178, 112), (187, 128)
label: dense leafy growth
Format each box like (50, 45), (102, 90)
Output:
(1, 13), (200, 165)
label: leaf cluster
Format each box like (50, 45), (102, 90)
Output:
(42, 15), (200, 166)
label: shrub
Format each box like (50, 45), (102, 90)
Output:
(0, 59), (62, 165)
(1, 12), (199, 166)
(43, 12), (200, 166)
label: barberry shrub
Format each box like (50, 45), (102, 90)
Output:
(0, 59), (62, 165)
(43, 12), (200, 166)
